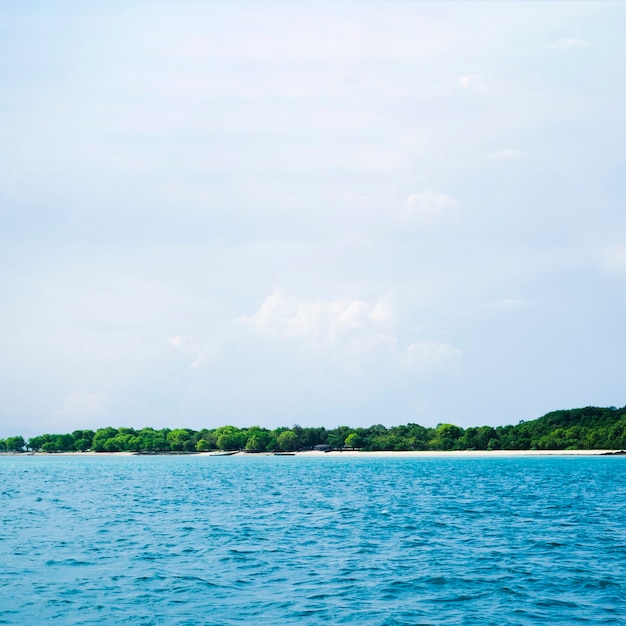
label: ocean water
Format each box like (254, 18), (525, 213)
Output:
(1, 455), (625, 625)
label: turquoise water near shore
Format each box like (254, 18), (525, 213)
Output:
(1, 455), (625, 625)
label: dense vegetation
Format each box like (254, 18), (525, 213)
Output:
(1, 406), (626, 453)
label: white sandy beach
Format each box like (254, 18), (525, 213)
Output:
(292, 449), (622, 458)
(5, 449), (622, 458)
(207, 449), (622, 458)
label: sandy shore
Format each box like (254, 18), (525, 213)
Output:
(298, 450), (615, 458)
(4, 449), (623, 458)
(292, 449), (622, 457)
(195, 449), (622, 458)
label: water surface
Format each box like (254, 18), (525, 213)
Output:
(1, 455), (625, 624)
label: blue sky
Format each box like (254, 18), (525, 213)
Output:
(1, 1), (625, 437)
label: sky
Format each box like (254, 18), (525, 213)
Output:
(1, 1), (625, 438)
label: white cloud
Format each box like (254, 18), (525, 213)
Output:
(488, 149), (529, 161)
(241, 293), (391, 341)
(489, 298), (530, 312)
(600, 245), (626, 273)
(550, 37), (592, 50)
(238, 293), (398, 368)
(168, 335), (213, 368)
(457, 74), (488, 92)
(370, 299), (394, 324)
(405, 192), (460, 223)
(168, 334), (197, 351)
(406, 340), (461, 368)
(240, 294), (463, 374)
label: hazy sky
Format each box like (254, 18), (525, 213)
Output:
(1, 1), (625, 437)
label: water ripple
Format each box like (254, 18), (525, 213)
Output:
(1, 455), (625, 624)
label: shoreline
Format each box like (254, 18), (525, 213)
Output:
(2, 449), (624, 458)
(293, 449), (624, 457)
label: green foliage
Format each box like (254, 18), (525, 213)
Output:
(196, 439), (211, 452)
(277, 430), (298, 451)
(6, 405), (626, 455)
(430, 423), (463, 450)
(27, 435), (46, 451)
(5, 436), (25, 452)
(327, 426), (352, 449)
(245, 434), (264, 452)
(167, 429), (194, 451)
(75, 438), (91, 452)
(344, 432), (363, 448)
(244, 427), (273, 452)
(92, 427), (118, 452)
(215, 426), (245, 451)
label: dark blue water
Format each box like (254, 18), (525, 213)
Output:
(1, 455), (625, 625)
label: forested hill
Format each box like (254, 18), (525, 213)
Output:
(1, 405), (626, 453)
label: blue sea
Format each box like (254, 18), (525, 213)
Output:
(1, 454), (625, 625)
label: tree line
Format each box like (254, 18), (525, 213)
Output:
(1, 405), (625, 453)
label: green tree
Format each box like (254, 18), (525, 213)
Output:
(103, 438), (122, 452)
(92, 427), (118, 452)
(196, 429), (217, 449)
(167, 428), (193, 451)
(72, 430), (95, 448)
(75, 438), (91, 452)
(215, 426), (245, 451)
(56, 434), (76, 451)
(430, 424), (463, 450)
(5, 436), (25, 452)
(196, 439), (211, 451)
(28, 435), (47, 451)
(245, 434), (264, 452)
(327, 426), (352, 449)
(137, 427), (167, 451)
(277, 430), (298, 451)
(344, 432), (363, 448)
(487, 437), (500, 450)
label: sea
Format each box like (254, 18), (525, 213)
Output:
(1, 454), (625, 625)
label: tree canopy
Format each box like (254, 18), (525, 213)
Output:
(1, 405), (625, 454)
